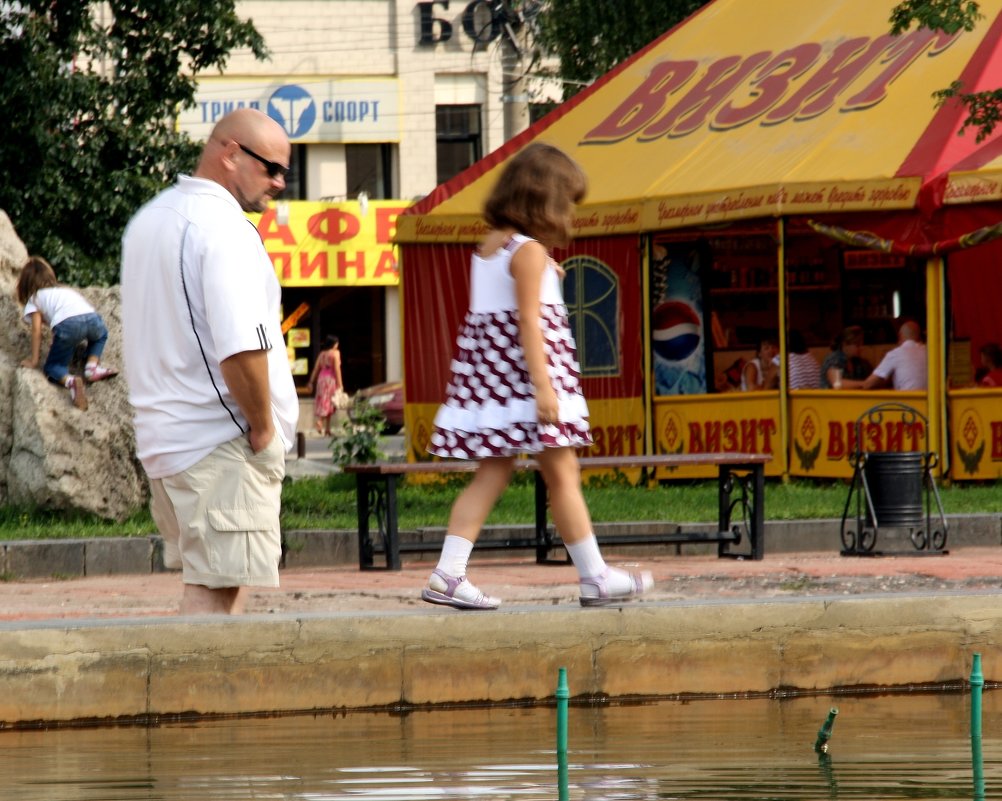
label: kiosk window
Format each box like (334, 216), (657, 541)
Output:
(564, 255), (619, 377)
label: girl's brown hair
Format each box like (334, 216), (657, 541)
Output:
(16, 256), (59, 305)
(482, 142), (587, 249)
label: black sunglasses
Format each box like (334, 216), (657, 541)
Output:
(237, 143), (289, 179)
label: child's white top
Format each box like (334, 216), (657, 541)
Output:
(428, 232), (592, 459)
(23, 287), (95, 328)
(469, 233), (564, 312)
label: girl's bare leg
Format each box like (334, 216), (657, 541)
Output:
(421, 456), (515, 610)
(445, 456), (516, 542)
(536, 447), (653, 605)
(534, 447), (591, 545)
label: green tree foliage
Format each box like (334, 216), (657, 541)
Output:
(0, 2), (267, 285)
(533, 0), (706, 100)
(890, 0), (1001, 142)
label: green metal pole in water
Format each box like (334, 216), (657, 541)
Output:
(972, 726), (985, 801)
(814, 708), (838, 754)
(971, 653), (985, 801)
(557, 668), (569, 801)
(557, 667), (569, 752)
(971, 653), (983, 739)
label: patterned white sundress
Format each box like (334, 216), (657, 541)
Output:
(428, 233), (593, 459)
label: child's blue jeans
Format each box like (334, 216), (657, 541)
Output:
(44, 312), (108, 384)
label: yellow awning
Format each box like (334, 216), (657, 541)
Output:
(398, 0), (1002, 242)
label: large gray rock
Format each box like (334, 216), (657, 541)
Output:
(0, 213), (146, 520)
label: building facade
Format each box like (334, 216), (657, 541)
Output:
(176, 0), (558, 395)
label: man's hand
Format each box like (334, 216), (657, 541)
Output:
(248, 426), (275, 454)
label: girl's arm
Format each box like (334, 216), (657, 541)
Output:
(21, 312), (43, 368)
(511, 241), (558, 421)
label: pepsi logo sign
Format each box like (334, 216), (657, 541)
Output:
(652, 300), (701, 362)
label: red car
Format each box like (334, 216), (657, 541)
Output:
(354, 381), (404, 433)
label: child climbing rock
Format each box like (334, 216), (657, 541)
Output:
(16, 255), (118, 411)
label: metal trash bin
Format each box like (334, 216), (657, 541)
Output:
(840, 401), (947, 556)
(863, 451), (923, 528)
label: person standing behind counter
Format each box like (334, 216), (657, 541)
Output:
(121, 109), (299, 615)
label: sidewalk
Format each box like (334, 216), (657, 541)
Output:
(3, 545), (1002, 621)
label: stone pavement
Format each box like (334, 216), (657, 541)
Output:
(2, 545), (1002, 621)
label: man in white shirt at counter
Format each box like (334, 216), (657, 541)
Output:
(862, 319), (927, 391)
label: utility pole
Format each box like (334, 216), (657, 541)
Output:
(500, 5), (529, 141)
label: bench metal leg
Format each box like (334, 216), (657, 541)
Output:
(356, 474), (402, 570)
(533, 472), (565, 564)
(356, 474), (374, 569)
(717, 463), (765, 560)
(534, 472), (548, 564)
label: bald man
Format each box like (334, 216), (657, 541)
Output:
(121, 109), (299, 615)
(862, 319), (928, 391)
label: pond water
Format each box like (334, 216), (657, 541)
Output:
(2, 690), (998, 800)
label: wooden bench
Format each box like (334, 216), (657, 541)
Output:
(343, 453), (769, 570)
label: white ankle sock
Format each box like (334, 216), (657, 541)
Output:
(63, 376), (74, 388)
(565, 535), (607, 579)
(435, 534), (474, 578)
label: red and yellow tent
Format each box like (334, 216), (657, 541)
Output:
(397, 0), (1002, 479)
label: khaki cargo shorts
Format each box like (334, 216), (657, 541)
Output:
(150, 434), (286, 589)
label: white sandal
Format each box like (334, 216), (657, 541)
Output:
(579, 567), (653, 607)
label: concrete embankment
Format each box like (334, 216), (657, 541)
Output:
(1, 592), (998, 727)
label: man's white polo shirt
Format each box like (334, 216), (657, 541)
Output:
(121, 175), (298, 479)
(872, 339), (928, 391)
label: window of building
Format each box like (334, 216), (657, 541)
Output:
(278, 144), (307, 200)
(436, 104), (482, 185)
(346, 143), (394, 199)
(563, 255), (620, 377)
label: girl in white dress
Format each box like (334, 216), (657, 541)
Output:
(423, 143), (653, 610)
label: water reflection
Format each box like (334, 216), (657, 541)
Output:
(1, 691), (997, 800)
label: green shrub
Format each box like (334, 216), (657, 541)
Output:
(328, 399), (387, 466)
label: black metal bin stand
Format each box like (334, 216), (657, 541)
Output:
(840, 401), (948, 556)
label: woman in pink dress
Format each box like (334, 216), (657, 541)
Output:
(307, 335), (343, 436)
